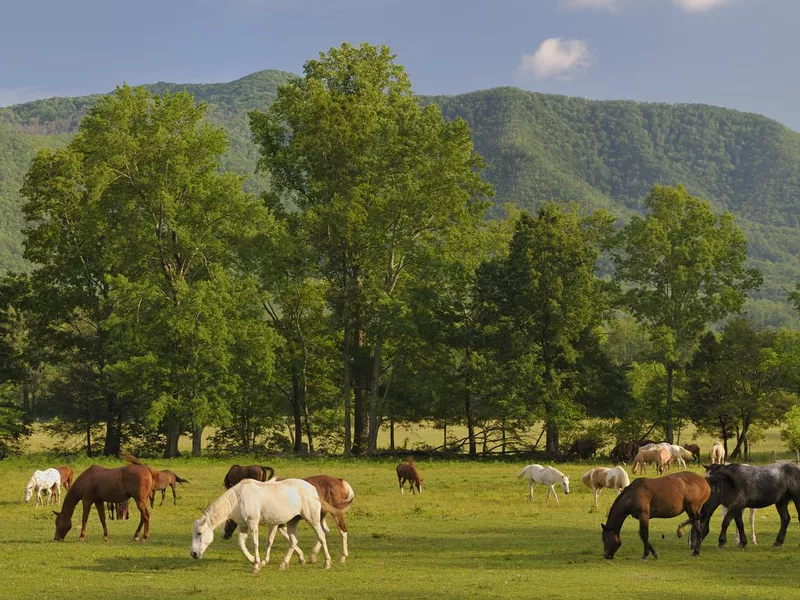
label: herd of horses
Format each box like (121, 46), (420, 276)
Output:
(20, 442), (800, 568)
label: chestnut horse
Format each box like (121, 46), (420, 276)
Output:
(53, 465), (73, 492)
(149, 469), (189, 507)
(397, 461), (423, 494)
(223, 474), (355, 563)
(223, 465), (275, 489)
(601, 471), (710, 559)
(53, 454), (158, 542)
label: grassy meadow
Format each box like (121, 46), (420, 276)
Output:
(2, 453), (800, 600)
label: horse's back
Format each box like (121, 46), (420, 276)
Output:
(238, 478), (320, 525)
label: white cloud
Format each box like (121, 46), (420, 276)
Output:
(560, 0), (626, 11)
(672, 0), (732, 11)
(519, 38), (594, 80)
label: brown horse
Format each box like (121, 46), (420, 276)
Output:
(683, 444), (701, 464)
(52, 465), (73, 492)
(397, 461), (423, 494)
(53, 454), (158, 542)
(106, 500), (130, 520)
(601, 471), (710, 559)
(223, 464), (275, 489)
(149, 469), (189, 507)
(223, 474), (356, 563)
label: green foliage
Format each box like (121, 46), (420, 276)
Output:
(780, 405), (800, 452)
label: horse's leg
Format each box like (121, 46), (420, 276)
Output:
(550, 485), (559, 506)
(639, 516), (657, 559)
(529, 482), (534, 502)
(249, 520), (261, 573)
(718, 506), (735, 548)
(79, 500), (92, 541)
(593, 488), (599, 509)
(237, 526), (257, 565)
(160, 488), (166, 507)
(731, 509), (746, 548)
(279, 521), (300, 570)
(308, 519), (332, 569)
(259, 525), (281, 567)
(335, 513), (348, 563)
(149, 490), (155, 509)
(399, 476), (404, 495)
(774, 499), (791, 547)
(749, 508), (757, 545)
(171, 483), (176, 506)
(132, 498), (150, 542)
(94, 500), (110, 541)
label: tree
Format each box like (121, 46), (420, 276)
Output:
(251, 42), (492, 455)
(476, 203), (614, 454)
(687, 319), (793, 459)
(614, 185), (762, 443)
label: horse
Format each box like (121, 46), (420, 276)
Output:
(106, 500), (130, 520)
(25, 469), (62, 506)
(149, 469), (189, 507)
(516, 464), (570, 504)
(693, 463), (800, 548)
(397, 461), (423, 494)
(53, 465), (73, 492)
(632, 447), (672, 475)
(710, 442), (725, 464)
(581, 466), (630, 508)
(223, 475), (355, 564)
(566, 438), (598, 460)
(191, 479), (341, 572)
(223, 465), (275, 489)
(53, 454), (157, 542)
(678, 506), (758, 547)
(610, 442), (637, 464)
(683, 444), (701, 464)
(601, 471), (710, 559)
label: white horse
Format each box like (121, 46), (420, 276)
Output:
(581, 466), (630, 508)
(24, 469), (61, 506)
(639, 443), (690, 469)
(711, 442), (726, 464)
(191, 478), (339, 572)
(516, 464), (570, 505)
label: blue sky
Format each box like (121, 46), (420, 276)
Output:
(2, 0), (799, 129)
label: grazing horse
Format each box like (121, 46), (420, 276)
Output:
(223, 465), (275, 489)
(223, 475), (355, 564)
(581, 466), (630, 508)
(53, 465), (73, 492)
(695, 463), (800, 548)
(567, 438), (599, 460)
(683, 444), (701, 464)
(149, 469), (189, 507)
(397, 461), (423, 494)
(610, 442), (637, 464)
(517, 464), (570, 504)
(191, 479), (340, 572)
(710, 442), (725, 464)
(53, 454), (157, 542)
(25, 469), (62, 506)
(601, 472), (710, 559)
(632, 447), (671, 475)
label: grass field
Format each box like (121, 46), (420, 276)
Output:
(2, 456), (800, 600)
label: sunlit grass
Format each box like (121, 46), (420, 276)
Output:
(1, 456), (799, 600)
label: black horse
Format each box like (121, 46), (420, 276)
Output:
(694, 463), (800, 548)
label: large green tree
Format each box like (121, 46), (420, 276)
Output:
(614, 185), (761, 443)
(251, 42), (492, 455)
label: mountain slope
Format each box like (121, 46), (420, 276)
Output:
(1, 71), (799, 325)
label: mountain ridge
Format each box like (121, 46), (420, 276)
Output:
(1, 69), (799, 326)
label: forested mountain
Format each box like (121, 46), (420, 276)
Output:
(1, 70), (800, 325)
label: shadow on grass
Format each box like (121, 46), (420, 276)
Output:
(66, 555), (206, 572)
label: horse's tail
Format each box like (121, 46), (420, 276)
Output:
(260, 466), (275, 482)
(336, 480), (355, 510)
(319, 498), (345, 519)
(120, 453), (143, 466)
(516, 466), (528, 479)
(175, 475), (190, 484)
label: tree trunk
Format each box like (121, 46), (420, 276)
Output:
(367, 335), (384, 454)
(291, 373), (303, 454)
(665, 362), (675, 444)
(342, 289), (352, 457)
(191, 423), (203, 457)
(86, 423), (92, 457)
(352, 326), (367, 456)
(442, 421), (446, 450)
(390, 416), (395, 450)
(546, 421), (559, 455)
(22, 383), (30, 420)
(730, 417), (750, 459)
(103, 394), (121, 456)
(502, 417), (507, 455)
(301, 382), (314, 454)
(164, 419), (181, 458)
(464, 344), (476, 456)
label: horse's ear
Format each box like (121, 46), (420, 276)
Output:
(702, 464), (712, 471)
(601, 523), (607, 531)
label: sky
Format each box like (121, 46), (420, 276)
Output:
(2, 0), (799, 129)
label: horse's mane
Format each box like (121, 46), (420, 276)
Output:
(25, 473), (36, 491)
(199, 485), (240, 529)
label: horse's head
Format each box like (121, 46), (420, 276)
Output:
(601, 523), (621, 559)
(24, 479), (34, 503)
(560, 475), (570, 494)
(415, 478), (423, 493)
(190, 516), (214, 559)
(53, 511), (71, 541)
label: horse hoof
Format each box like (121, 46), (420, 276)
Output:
(738, 543), (746, 549)
(309, 555), (317, 564)
(339, 556), (347, 564)
(278, 562), (288, 571)
(251, 567), (260, 575)
(298, 558), (306, 566)
(324, 560), (331, 570)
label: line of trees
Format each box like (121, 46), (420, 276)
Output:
(1, 43), (799, 459)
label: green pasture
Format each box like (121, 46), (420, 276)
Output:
(1, 456), (800, 600)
